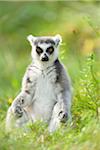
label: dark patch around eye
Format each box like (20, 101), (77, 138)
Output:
(46, 46), (54, 55)
(36, 46), (43, 55)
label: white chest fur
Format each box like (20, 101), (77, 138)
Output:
(31, 69), (57, 122)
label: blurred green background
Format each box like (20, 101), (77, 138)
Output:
(0, 1), (99, 150)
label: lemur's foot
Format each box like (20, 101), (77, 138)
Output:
(58, 111), (68, 123)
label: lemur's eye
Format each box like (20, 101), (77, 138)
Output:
(36, 46), (43, 55)
(46, 46), (54, 54)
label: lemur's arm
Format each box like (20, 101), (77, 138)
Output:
(11, 64), (37, 111)
(6, 64), (37, 131)
(49, 60), (72, 132)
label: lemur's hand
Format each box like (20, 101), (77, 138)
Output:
(11, 93), (26, 118)
(12, 105), (23, 118)
(58, 110), (68, 123)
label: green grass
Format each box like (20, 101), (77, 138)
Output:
(0, 1), (100, 150)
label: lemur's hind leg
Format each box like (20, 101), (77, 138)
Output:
(6, 106), (30, 132)
(48, 97), (71, 133)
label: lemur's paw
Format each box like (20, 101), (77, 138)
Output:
(58, 111), (68, 123)
(13, 106), (23, 118)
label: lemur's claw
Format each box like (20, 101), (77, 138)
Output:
(13, 106), (23, 118)
(59, 111), (68, 123)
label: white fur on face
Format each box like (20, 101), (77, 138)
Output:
(27, 35), (62, 67)
(31, 43), (59, 67)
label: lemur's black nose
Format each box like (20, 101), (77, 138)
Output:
(41, 54), (49, 61)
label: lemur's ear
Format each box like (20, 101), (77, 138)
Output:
(27, 35), (36, 46)
(53, 34), (62, 46)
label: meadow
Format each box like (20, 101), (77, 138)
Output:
(0, 1), (99, 150)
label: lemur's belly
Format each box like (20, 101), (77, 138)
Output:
(31, 75), (56, 122)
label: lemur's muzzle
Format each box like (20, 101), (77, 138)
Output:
(41, 53), (49, 61)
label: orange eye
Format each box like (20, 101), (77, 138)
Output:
(46, 46), (54, 54)
(36, 46), (43, 55)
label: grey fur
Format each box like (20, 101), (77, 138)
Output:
(34, 37), (55, 45)
(6, 35), (72, 133)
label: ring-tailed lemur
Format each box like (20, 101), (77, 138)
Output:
(6, 34), (72, 132)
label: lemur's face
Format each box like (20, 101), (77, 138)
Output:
(27, 35), (62, 64)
